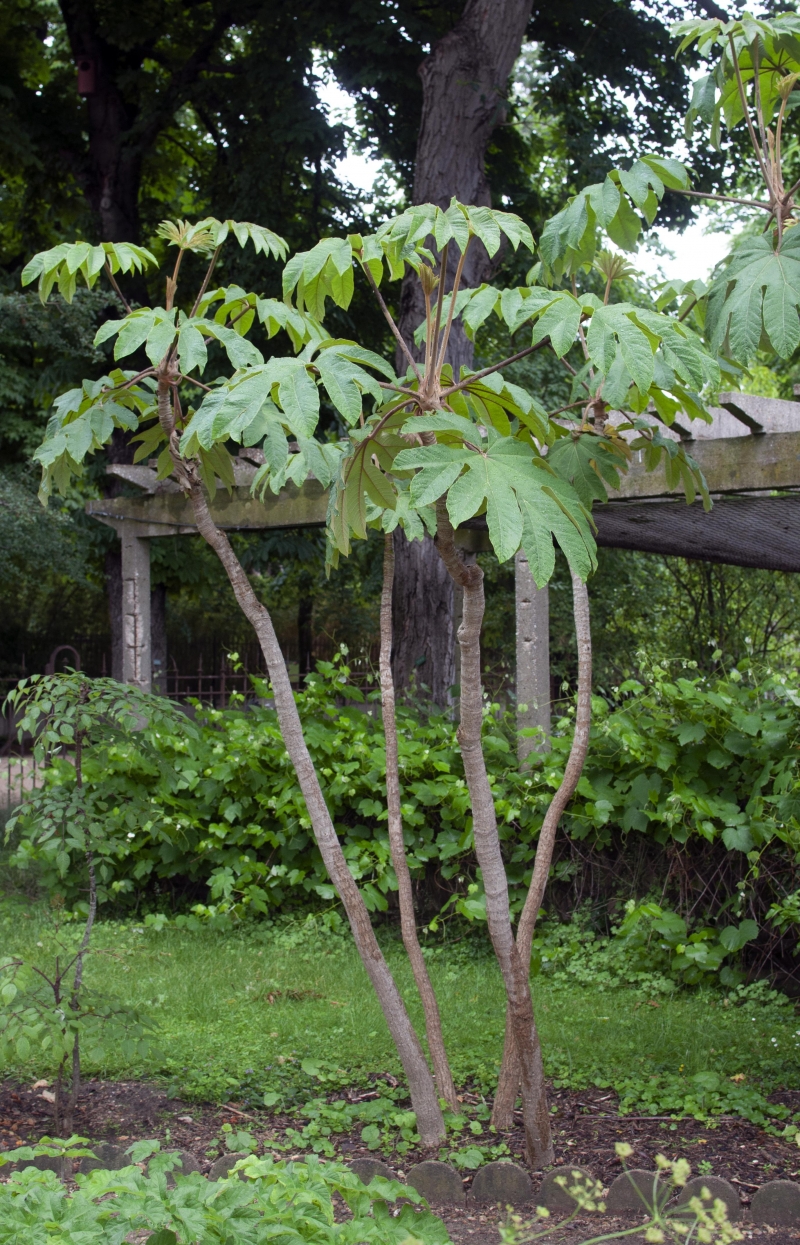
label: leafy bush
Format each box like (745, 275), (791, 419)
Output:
(8, 658), (800, 975)
(529, 901), (759, 991)
(0, 1139), (449, 1245)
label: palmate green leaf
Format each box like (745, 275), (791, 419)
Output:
(33, 372), (155, 499)
(272, 358), (320, 437)
(381, 486), (430, 541)
(176, 323), (207, 375)
(394, 430), (596, 578)
(94, 307), (177, 364)
(407, 445), (467, 507)
(183, 357), (322, 455)
(581, 302), (718, 409)
(540, 156), (689, 278)
(706, 230), (800, 360)
(548, 434), (627, 509)
(203, 321), (264, 369)
(351, 198), (534, 289)
(145, 312), (179, 366)
(531, 291), (582, 356)
(256, 298), (327, 352)
(21, 239), (157, 303)
(587, 305), (654, 393)
(183, 377), (279, 454)
(676, 13), (800, 143)
(282, 238), (355, 317)
(104, 240), (158, 276)
(314, 343), (387, 426)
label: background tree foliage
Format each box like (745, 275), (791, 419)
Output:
(4, 0), (800, 691)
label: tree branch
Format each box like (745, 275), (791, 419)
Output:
(675, 188), (773, 211)
(189, 247), (222, 318)
(440, 337), (552, 397)
(435, 240), (470, 375)
(104, 264), (133, 313)
(728, 32), (773, 193)
(361, 263), (423, 383)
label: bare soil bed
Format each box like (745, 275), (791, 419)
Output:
(2, 1077), (799, 1244)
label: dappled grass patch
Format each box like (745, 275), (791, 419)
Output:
(1, 898), (798, 1124)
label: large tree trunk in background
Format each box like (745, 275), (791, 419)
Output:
(392, 529), (455, 705)
(392, 0), (534, 704)
(59, 1), (142, 242)
(60, 1), (143, 671)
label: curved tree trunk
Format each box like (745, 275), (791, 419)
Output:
(178, 462), (445, 1146)
(435, 501), (553, 1167)
(392, 0), (534, 705)
(381, 533), (459, 1110)
(491, 572), (592, 1129)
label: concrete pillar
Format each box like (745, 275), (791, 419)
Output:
(120, 525), (152, 692)
(515, 549), (550, 762)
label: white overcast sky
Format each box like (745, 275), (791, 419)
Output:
(314, 67), (736, 285)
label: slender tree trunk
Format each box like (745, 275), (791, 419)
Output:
(392, 0), (533, 704)
(381, 533), (458, 1110)
(173, 449), (444, 1144)
(491, 572), (592, 1129)
(66, 847), (96, 1135)
(434, 500), (552, 1167)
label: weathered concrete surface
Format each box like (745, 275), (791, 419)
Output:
(121, 526), (151, 692)
(605, 1169), (670, 1214)
(406, 1160), (465, 1205)
(471, 1160), (532, 1205)
(674, 1175), (740, 1220)
(515, 550), (550, 760)
(537, 1166), (597, 1212)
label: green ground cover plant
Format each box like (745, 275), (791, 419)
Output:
(0, 900), (797, 1135)
(0, 1139), (449, 1245)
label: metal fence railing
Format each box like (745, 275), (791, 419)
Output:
(0, 749), (42, 812)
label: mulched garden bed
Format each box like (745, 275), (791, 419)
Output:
(2, 1077), (800, 1244)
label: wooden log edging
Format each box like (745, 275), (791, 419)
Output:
(5, 1147), (800, 1225)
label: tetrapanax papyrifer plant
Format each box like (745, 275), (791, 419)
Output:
(22, 154), (729, 1159)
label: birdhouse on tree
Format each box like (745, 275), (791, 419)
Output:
(77, 58), (95, 95)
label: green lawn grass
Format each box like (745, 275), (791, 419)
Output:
(1, 896), (798, 1123)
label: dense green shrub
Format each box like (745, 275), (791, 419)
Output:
(7, 657), (800, 974)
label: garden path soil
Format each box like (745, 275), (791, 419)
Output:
(2, 1078), (799, 1245)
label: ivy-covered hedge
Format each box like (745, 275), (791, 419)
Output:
(7, 658), (800, 963)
